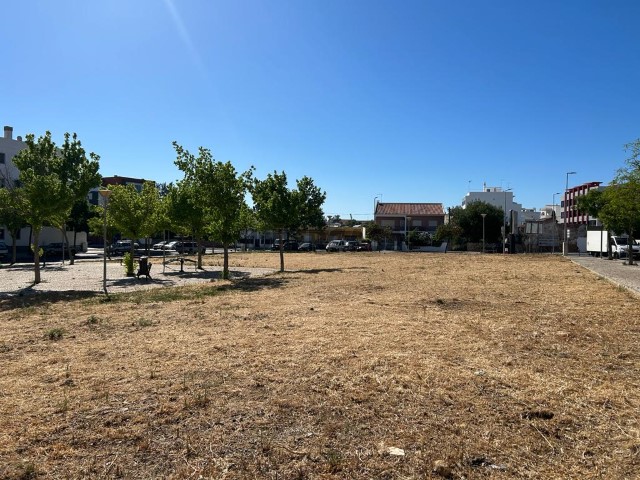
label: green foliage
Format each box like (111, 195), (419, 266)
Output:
(46, 328), (64, 341)
(11, 131), (101, 280)
(434, 223), (463, 243)
(173, 142), (254, 278)
(456, 201), (504, 243)
(123, 252), (134, 276)
(407, 229), (432, 247)
(0, 182), (27, 264)
(252, 171), (326, 271)
(363, 221), (393, 246)
(434, 202), (502, 246)
(108, 182), (163, 256)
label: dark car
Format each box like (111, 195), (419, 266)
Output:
(298, 242), (313, 251)
(272, 240), (299, 251)
(344, 241), (361, 251)
(357, 241), (372, 251)
(44, 243), (78, 256)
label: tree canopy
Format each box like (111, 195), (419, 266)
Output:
(252, 171), (326, 272)
(173, 142), (253, 279)
(11, 131), (101, 282)
(434, 201), (503, 247)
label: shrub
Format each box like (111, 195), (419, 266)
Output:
(123, 252), (134, 276)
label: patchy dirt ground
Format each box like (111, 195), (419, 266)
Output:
(1, 252), (638, 479)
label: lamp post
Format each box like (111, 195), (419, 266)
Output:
(503, 188), (512, 254)
(552, 192), (560, 254)
(98, 189), (111, 296)
(563, 172), (576, 256)
(373, 194), (382, 219)
(481, 213), (487, 253)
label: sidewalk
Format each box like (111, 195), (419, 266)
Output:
(0, 258), (275, 298)
(570, 254), (640, 295)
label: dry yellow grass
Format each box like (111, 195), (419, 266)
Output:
(1, 252), (639, 479)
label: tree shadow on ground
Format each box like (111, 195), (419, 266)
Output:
(220, 276), (286, 292)
(0, 288), (99, 312)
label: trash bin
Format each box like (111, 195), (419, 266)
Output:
(137, 256), (151, 278)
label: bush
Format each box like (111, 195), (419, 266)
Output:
(123, 252), (134, 276)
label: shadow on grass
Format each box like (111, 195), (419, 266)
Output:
(0, 288), (99, 312)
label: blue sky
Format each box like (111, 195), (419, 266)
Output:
(3, 0), (639, 220)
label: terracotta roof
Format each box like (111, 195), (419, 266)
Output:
(375, 203), (445, 216)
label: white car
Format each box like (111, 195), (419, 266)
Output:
(326, 240), (346, 252)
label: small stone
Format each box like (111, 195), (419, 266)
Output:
(433, 460), (452, 478)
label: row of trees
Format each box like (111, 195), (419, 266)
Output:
(577, 139), (640, 265)
(0, 132), (326, 283)
(0, 132), (101, 282)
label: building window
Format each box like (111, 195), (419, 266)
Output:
(381, 220), (395, 228)
(0, 152), (5, 164)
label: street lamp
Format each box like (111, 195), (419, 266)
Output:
(503, 188), (512, 254)
(98, 189), (111, 296)
(373, 194), (382, 219)
(563, 172), (577, 256)
(481, 213), (487, 253)
(552, 192), (560, 254)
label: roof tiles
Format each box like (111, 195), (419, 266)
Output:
(376, 203), (445, 216)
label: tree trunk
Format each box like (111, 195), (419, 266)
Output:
(223, 245), (229, 279)
(279, 228), (285, 272)
(33, 228), (42, 284)
(10, 230), (18, 265)
(628, 231), (636, 266)
(196, 237), (203, 270)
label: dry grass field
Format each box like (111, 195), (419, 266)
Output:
(1, 252), (639, 479)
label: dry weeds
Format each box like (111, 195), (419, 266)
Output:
(1, 252), (639, 479)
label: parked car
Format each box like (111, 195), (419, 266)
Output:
(298, 242), (313, 251)
(357, 241), (372, 251)
(178, 241), (205, 254)
(166, 241), (204, 254)
(326, 240), (347, 252)
(152, 240), (168, 250)
(110, 240), (139, 255)
(272, 240), (299, 251)
(0, 241), (8, 258)
(344, 241), (361, 251)
(44, 242), (80, 257)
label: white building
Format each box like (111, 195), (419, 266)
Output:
(461, 184), (524, 225)
(0, 126), (24, 188)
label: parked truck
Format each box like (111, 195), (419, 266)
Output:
(586, 230), (640, 259)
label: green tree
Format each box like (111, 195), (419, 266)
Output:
(108, 182), (163, 274)
(577, 140), (640, 264)
(363, 221), (393, 250)
(11, 132), (68, 283)
(0, 180), (28, 264)
(56, 133), (102, 264)
(237, 203), (258, 251)
(456, 201), (504, 243)
(164, 180), (208, 268)
(252, 171), (325, 272)
(173, 142), (254, 279)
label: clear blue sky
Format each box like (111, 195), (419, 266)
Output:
(3, 0), (639, 220)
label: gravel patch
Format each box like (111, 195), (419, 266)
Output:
(0, 258), (276, 298)
(570, 254), (640, 295)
